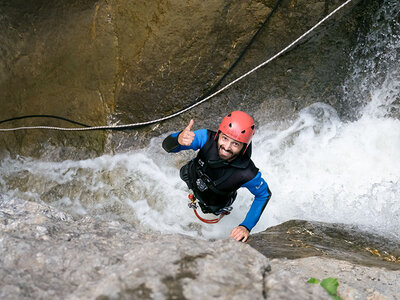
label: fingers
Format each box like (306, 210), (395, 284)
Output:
(179, 131), (195, 146)
(178, 119), (195, 146)
(184, 119), (194, 131)
(230, 226), (250, 243)
(241, 234), (249, 243)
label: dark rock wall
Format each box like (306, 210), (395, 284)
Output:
(0, 0), (380, 159)
(0, 1), (113, 159)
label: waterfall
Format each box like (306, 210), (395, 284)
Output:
(1, 0), (399, 240)
(253, 0), (400, 237)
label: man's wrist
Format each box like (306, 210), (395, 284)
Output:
(162, 133), (181, 152)
(238, 224), (250, 232)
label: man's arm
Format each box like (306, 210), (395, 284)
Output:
(162, 119), (208, 152)
(162, 132), (182, 152)
(230, 172), (271, 242)
(240, 172), (271, 230)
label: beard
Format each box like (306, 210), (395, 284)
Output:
(218, 145), (236, 161)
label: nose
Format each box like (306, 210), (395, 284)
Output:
(222, 140), (233, 150)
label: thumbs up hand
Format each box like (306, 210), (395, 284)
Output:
(178, 119), (195, 146)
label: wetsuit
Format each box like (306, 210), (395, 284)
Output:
(162, 129), (271, 232)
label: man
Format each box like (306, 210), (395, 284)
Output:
(162, 111), (271, 242)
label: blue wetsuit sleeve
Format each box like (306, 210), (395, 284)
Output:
(168, 129), (209, 152)
(239, 172), (271, 232)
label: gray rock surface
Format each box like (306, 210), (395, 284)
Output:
(269, 257), (400, 300)
(2, 198), (400, 299)
(1, 198), (271, 299)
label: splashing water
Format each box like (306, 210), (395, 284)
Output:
(253, 103), (400, 237)
(343, 0), (400, 120)
(1, 0), (399, 239)
(254, 0), (400, 237)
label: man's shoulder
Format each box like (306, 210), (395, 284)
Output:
(192, 129), (212, 149)
(196, 129), (211, 139)
(198, 129), (216, 143)
(205, 129), (216, 137)
(242, 159), (259, 180)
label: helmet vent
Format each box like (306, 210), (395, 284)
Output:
(241, 130), (246, 134)
(251, 125), (255, 130)
(229, 123), (232, 128)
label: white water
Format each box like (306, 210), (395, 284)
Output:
(1, 0), (399, 239)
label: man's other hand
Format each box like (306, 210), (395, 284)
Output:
(178, 119), (195, 146)
(230, 225), (250, 242)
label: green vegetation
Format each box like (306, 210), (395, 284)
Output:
(307, 277), (342, 300)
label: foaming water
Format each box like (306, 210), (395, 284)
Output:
(1, 0), (399, 239)
(342, 0), (399, 119)
(1, 99), (399, 239)
(252, 103), (400, 237)
(253, 0), (400, 237)
(0, 143), (261, 239)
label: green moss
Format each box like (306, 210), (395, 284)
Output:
(307, 277), (342, 300)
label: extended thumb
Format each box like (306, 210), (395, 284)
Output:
(185, 119), (194, 131)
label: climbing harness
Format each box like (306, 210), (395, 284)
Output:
(188, 191), (230, 224)
(0, 0), (355, 132)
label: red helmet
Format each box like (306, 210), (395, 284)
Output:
(217, 111), (255, 146)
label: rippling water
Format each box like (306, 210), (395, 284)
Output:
(1, 0), (399, 240)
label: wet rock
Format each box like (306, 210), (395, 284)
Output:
(0, 0), (383, 159)
(255, 220), (400, 299)
(248, 219), (400, 271)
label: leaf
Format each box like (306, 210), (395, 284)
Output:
(331, 296), (342, 300)
(307, 277), (320, 284)
(320, 277), (339, 295)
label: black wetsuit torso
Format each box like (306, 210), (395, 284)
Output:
(179, 130), (259, 213)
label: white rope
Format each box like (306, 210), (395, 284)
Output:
(0, 0), (354, 132)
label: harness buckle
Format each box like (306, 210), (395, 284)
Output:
(188, 190), (198, 209)
(215, 206), (233, 215)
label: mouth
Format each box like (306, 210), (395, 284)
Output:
(219, 146), (233, 158)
